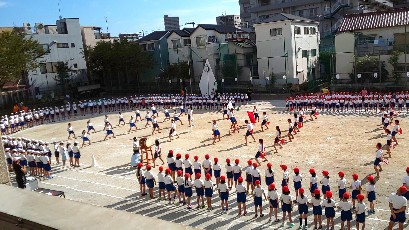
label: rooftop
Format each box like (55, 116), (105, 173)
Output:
(138, 31), (168, 42)
(196, 24), (246, 34)
(255, 13), (317, 24)
(338, 9), (409, 32)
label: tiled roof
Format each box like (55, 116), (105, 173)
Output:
(338, 9), (409, 32)
(196, 24), (245, 34)
(138, 31), (168, 42)
(171, 29), (191, 37)
(257, 13), (316, 24)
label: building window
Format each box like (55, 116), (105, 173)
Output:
(310, 27), (317, 35)
(73, 63), (78, 68)
(208, 36), (216, 43)
(39, 63), (47, 74)
(45, 62), (60, 73)
(311, 49), (317, 57)
(57, 43), (69, 48)
(302, 50), (309, 58)
(294, 26), (301, 35)
(171, 39), (181, 49)
(71, 43), (75, 48)
(196, 37), (206, 47)
(270, 28), (282, 36)
(304, 27), (310, 35)
(39, 44), (50, 53)
(183, 38), (191, 46)
(147, 43), (155, 51)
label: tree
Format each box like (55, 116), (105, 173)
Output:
(0, 31), (44, 87)
(319, 51), (334, 83)
(389, 50), (402, 83)
(355, 55), (388, 83)
(54, 61), (77, 96)
(159, 62), (190, 82)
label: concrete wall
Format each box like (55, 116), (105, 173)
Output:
(167, 33), (191, 64)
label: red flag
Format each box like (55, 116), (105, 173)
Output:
(247, 111), (256, 124)
(399, 128), (403, 135)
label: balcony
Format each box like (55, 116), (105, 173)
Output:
(359, 0), (393, 8)
(248, 0), (322, 13)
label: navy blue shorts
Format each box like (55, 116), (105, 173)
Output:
(220, 191), (228, 200)
(282, 203), (292, 212)
(322, 185), (330, 194)
(178, 185), (185, 193)
(254, 196), (262, 206)
(265, 177), (274, 186)
(356, 213), (365, 223)
(246, 130), (252, 136)
(185, 187), (193, 197)
(339, 188), (346, 199)
(166, 183), (176, 192)
(237, 192), (246, 203)
(106, 130), (113, 135)
(392, 131), (397, 137)
(37, 162), (43, 168)
(368, 191), (376, 202)
(352, 190), (360, 200)
(185, 167), (193, 175)
(230, 117), (236, 123)
(341, 210), (353, 221)
(196, 187), (204, 196)
(83, 137), (90, 142)
(226, 171), (233, 179)
(294, 181), (302, 190)
(159, 182), (166, 189)
(6, 158), (12, 165)
(68, 151), (73, 158)
(233, 172), (241, 181)
(261, 120), (267, 125)
(43, 163), (51, 171)
(74, 153), (80, 159)
(168, 163), (176, 171)
(325, 207), (335, 218)
(194, 169), (201, 175)
(246, 174), (252, 183)
(28, 161), (36, 167)
(374, 158), (381, 166)
(214, 170), (221, 178)
(270, 199), (278, 208)
(313, 205), (322, 215)
(88, 126), (94, 130)
(139, 177), (146, 184)
(282, 179), (288, 187)
(146, 179), (154, 188)
(299, 203), (309, 214)
(310, 183), (318, 193)
(390, 210), (406, 223)
(205, 188), (213, 197)
(213, 130), (220, 136)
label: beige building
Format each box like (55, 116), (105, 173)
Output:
(335, 9), (409, 81)
(81, 26), (116, 48)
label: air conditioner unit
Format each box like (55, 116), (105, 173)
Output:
(23, 23), (32, 34)
(35, 23), (45, 34)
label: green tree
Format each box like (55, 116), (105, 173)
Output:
(0, 31), (44, 86)
(319, 51), (334, 83)
(389, 50), (402, 83)
(159, 62), (190, 82)
(355, 55), (388, 83)
(54, 61), (76, 96)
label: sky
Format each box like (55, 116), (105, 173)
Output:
(0, 0), (240, 36)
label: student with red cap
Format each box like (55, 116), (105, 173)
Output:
(184, 173), (193, 209)
(166, 150), (176, 181)
(293, 167), (302, 201)
(164, 168), (177, 204)
(355, 194), (366, 230)
(175, 153), (183, 174)
(136, 163), (147, 196)
(213, 157), (221, 187)
(366, 175), (377, 214)
(252, 163), (261, 187)
(202, 154), (212, 177)
(233, 159), (242, 187)
(176, 170), (186, 205)
(373, 142), (383, 178)
(387, 186), (408, 230)
(339, 192), (353, 230)
(253, 180), (267, 218)
(323, 191), (336, 229)
(312, 189), (323, 229)
(402, 166), (409, 199)
(212, 120), (221, 145)
(157, 166), (166, 200)
(351, 173), (362, 209)
(280, 185), (294, 228)
(193, 156), (202, 175)
(268, 183), (279, 222)
(338, 171), (347, 201)
(236, 176), (247, 216)
(309, 168), (318, 195)
(183, 154), (193, 180)
(225, 158), (233, 189)
(297, 188), (308, 228)
(265, 163), (275, 186)
(144, 164), (156, 199)
(320, 170), (330, 199)
(280, 164), (289, 187)
(193, 173), (205, 209)
(245, 160), (254, 193)
(255, 139), (265, 165)
(204, 173), (214, 210)
(218, 175), (229, 212)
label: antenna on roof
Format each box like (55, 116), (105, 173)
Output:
(58, 0), (62, 19)
(185, 22), (195, 28)
(105, 16), (109, 33)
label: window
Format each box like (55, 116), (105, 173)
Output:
(171, 39), (181, 49)
(73, 63), (78, 68)
(311, 49), (317, 57)
(270, 28), (283, 36)
(71, 43), (75, 48)
(310, 27), (317, 35)
(304, 27), (310, 35)
(196, 37), (206, 47)
(45, 62), (60, 73)
(294, 26), (301, 35)
(302, 50), (309, 58)
(57, 43), (69, 48)
(208, 36), (216, 43)
(147, 43), (155, 51)
(39, 44), (50, 53)
(183, 38), (191, 46)
(39, 63), (47, 74)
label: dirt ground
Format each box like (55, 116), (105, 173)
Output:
(11, 100), (409, 229)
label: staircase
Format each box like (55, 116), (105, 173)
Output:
(324, 0), (351, 19)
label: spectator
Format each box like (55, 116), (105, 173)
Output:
(12, 157), (26, 189)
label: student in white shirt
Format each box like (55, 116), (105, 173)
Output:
(193, 156), (201, 175)
(391, 119), (400, 145)
(236, 176), (247, 216)
(281, 186), (294, 228)
(339, 192), (353, 230)
(168, 120), (179, 141)
(244, 120), (255, 145)
(217, 176), (229, 212)
(153, 139), (165, 167)
(293, 167), (302, 201)
(204, 173), (214, 210)
(265, 162), (274, 186)
(184, 173), (193, 209)
(176, 170), (185, 204)
(183, 154), (193, 180)
(157, 166), (166, 200)
(387, 186), (408, 230)
(202, 154), (212, 178)
(351, 173), (362, 209)
(136, 163), (146, 196)
(323, 191), (336, 229)
(268, 183), (279, 222)
(253, 180), (267, 218)
(144, 165), (156, 199)
(232, 159), (242, 187)
(355, 194), (366, 230)
(261, 111), (269, 131)
(151, 116), (160, 135)
(403, 167), (409, 199)
(67, 123), (76, 140)
(164, 168), (177, 204)
(287, 119), (294, 142)
(338, 171), (347, 201)
(193, 173), (205, 209)
(245, 160), (254, 193)
(213, 157), (221, 187)
(373, 143), (383, 178)
(312, 189), (323, 229)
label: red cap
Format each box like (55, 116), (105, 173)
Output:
(165, 168), (171, 174)
(356, 194), (365, 201)
(406, 166), (409, 172)
(253, 162), (258, 168)
(280, 164), (287, 170)
(238, 177), (243, 183)
(267, 163), (272, 168)
(367, 175), (374, 181)
(326, 191), (333, 198)
(185, 154), (189, 159)
(220, 175), (226, 181)
(235, 159), (239, 164)
(205, 154), (210, 159)
(146, 165), (151, 170)
(283, 185), (290, 193)
(184, 173), (190, 178)
(309, 168), (315, 174)
(176, 153), (181, 158)
(255, 180), (260, 185)
(205, 173), (211, 179)
(269, 183), (276, 190)
(352, 173), (359, 180)
(194, 156), (199, 160)
(247, 160), (252, 165)
(299, 188), (305, 194)
(177, 170), (182, 176)
(338, 171), (345, 177)
(314, 189), (321, 195)
(159, 166), (163, 172)
(400, 186), (408, 194)
(343, 192), (350, 199)
(322, 170), (329, 176)
(226, 158), (230, 163)
(214, 157), (218, 162)
(293, 167), (299, 173)
(196, 173), (201, 178)
(169, 150), (173, 154)
(137, 162), (143, 168)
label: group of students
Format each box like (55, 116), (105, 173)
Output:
(286, 91), (409, 113)
(135, 150), (409, 229)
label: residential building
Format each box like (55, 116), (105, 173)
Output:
(81, 26), (115, 48)
(167, 28), (194, 65)
(216, 15), (246, 28)
(335, 9), (409, 81)
(25, 18), (87, 96)
(240, 0), (393, 36)
(139, 31), (170, 82)
(119, 33), (140, 42)
(392, 0), (409, 8)
(164, 15), (180, 31)
(254, 13), (320, 85)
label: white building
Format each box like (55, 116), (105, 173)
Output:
(81, 26), (116, 48)
(26, 18), (87, 96)
(254, 13), (320, 85)
(216, 15), (245, 28)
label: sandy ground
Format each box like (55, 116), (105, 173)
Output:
(11, 100), (409, 229)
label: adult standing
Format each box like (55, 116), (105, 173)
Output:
(247, 87), (253, 102)
(12, 157), (26, 189)
(387, 186), (407, 230)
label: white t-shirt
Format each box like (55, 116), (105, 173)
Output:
(253, 187), (265, 197)
(218, 183), (228, 192)
(311, 197), (322, 206)
(356, 202), (366, 214)
(367, 184), (375, 192)
(193, 179), (204, 188)
(321, 177), (330, 186)
(376, 149), (383, 158)
(144, 171), (154, 180)
(322, 199), (336, 208)
(352, 180), (361, 190)
(204, 180), (213, 189)
(265, 169), (274, 178)
(268, 190), (279, 200)
(233, 165), (241, 173)
(339, 200), (353, 211)
(157, 172), (164, 183)
(402, 175), (409, 186)
(388, 193), (408, 209)
(281, 194), (292, 204)
(183, 159), (192, 168)
(236, 184), (246, 193)
(338, 178), (347, 189)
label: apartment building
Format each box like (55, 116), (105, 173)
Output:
(164, 15), (180, 31)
